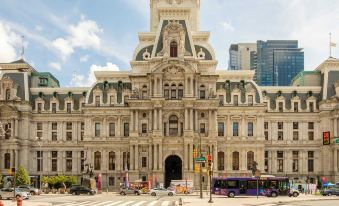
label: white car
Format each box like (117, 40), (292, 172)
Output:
(150, 188), (175, 196)
(0, 188), (30, 200)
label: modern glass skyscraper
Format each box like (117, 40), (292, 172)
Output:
(256, 40), (304, 86)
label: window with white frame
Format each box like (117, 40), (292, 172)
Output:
(248, 122), (254, 137)
(308, 122), (314, 141)
(292, 151), (299, 172)
(233, 122), (239, 137)
(277, 151), (284, 172)
(293, 122), (299, 141)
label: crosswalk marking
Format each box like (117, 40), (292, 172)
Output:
(105, 201), (123, 206)
(147, 201), (158, 206)
(117, 201), (135, 206)
(161, 201), (170, 206)
(93, 201), (116, 206)
(78, 201), (101, 206)
(132, 201), (147, 206)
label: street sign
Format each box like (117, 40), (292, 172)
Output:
(196, 157), (206, 163)
(194, 163), (200, 173)
(335, 138), (339, 144)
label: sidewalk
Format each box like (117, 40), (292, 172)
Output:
(180, 194), (339, 206)
(0, 200), (52, 206)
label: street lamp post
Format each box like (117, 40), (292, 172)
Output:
(199, 133), (203, 199)
(36, 136), (43, 190)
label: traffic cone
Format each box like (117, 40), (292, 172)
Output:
(17, 197), (23, 206)
(0, 200), (4, 206)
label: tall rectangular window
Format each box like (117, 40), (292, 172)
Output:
(308, 122), (314, 129)
(109, 123), (115, 137)
(277, 151), (284, 172)
(293, 122), (299, 130)
(66, 151), (72, 172)
(142, 123), (147, 134)
(248, 95), (253, 106)
(95, 123), (101, 137)
(309, 102), (314, 112)
(142, 157), (147, 168)
(308, 151), (314, 172)
(234, 95), (238, 106)
(109, 177), (115, 186)
(308, 122), (314, 141)
(37, 151), (43, 172)
(52, 132), (57, 141)
(67, 103), (72, 113)
(248, 122), (253, 137)
(264, 151), (269, 172)
(81, 151), (85, 172)
(178, 90), (183, 99)
(200, 123), (205, 134)
(218, 122), (224, 137)
(51, 151), (58, 172)
(294, 102), (298, 112)
(293, 131), (299, 141)
(4, 123), (11, 139)
(200, 90), (205, 99)
(95, 96), (100, 106)
(292, 151), (299, 172)
(278, 122), (283, 130)
(124, 123), (129, 137)
(264, 122), (268, 130)
(233, 122), (239, 137)
(110, 95), (115, 106)
(66, 122), (72, 130)
(52, 103), (56, 113)
(66, 132), (72, 141)
(171, 90), (176, 99)
(164, 90), (169, 99)
(37, 103), (42, 113)
(52, 122), (57, 130)
(278, 102), (283, 112)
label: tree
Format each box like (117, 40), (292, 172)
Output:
(15, 166), (30, 186)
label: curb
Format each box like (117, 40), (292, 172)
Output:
(253, 197), (339, 205)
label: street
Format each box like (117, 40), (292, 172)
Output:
(0, 193), (338, 206)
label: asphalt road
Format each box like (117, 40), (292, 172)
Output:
(255, 200), (339, 206)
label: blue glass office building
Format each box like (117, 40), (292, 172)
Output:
(256, 40), (304, 86)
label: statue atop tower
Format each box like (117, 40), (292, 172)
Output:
(150, 0), (200, 32)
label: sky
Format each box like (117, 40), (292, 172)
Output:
(0, 0), (338, 87)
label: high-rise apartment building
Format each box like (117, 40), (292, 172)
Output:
(228, 43), (257, 70)
(256, 40), (304, 86)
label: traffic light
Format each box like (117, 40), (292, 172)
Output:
(207, 155), (212, 170)
(193, 148), (198, 158)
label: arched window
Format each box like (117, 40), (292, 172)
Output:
(4, 153), (10, 169)
(247, 151), (254, 170)
(164, 84), (170, 99)
(178, 83), (184, 99)
(94, 151), (101, 170)
(169, 115), (178, 136)
(170, 41), (178, 57)
(171, 84), (177, 99)
(5, 89), (10, 100)
(232, 151), (239, 171)
(109, 152), (116, 170)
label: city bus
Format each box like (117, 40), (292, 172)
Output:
(212, 176), (290, 198)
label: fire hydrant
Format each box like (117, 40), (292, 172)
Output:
(179, 198), (183, 206)
(17, 197), (23, 206)
(0, 200), (4, 206)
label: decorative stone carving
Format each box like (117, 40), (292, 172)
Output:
(142, 49), (151, 60)
(157, 20), (191, 57)
(131, 88), (140, 99)
(197, 48), (205, 59)
(0, 75), (18, 101)
(245, 83), (254, 93)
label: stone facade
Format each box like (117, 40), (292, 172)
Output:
(0, 0), (339, 190)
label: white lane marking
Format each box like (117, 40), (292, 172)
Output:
(117, 201), (135, 206)
(132, 201), (147, 206)
(93, 201), (115, 206)
(105, 201), (124, 206)
(55, 202), (87, 206)
(161, 201), (170, 206)
(147, 201), (158, 206)
(78, 201), (101, 206)
(174, 201), (179, 206)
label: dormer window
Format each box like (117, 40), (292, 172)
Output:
(6, 89), (10, 100)
(170, 41), (178, 57)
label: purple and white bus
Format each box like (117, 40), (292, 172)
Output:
(212, 176), (290, 198)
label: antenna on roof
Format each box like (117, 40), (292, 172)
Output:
(20, 35), (25, 60)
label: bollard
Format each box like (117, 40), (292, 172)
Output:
(0, 200), (4, 206)
(179, 198), (183, 206)
(17, 197), (23, 206)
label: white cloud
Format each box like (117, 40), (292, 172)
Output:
(80, 55), (89, 62)
(69, 62), (120, 87)
(48, 62), (61, 71)
(52, 16), (103, 61)
(0, 22), (21, 62)
(221, 20), (234, 32)
(35, 25), (43, 31)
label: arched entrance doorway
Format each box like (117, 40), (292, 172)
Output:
(165, 155), (182, 188)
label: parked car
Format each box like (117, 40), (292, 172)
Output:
(119, 187), (141, 196)
(17, 185), (40, 195)
(150, 188), (175, 196)
(288, 188), (300, 197)
(321, 186), (339, 196)
(70, 185), (95, 195)
(0, 188), (30, 200)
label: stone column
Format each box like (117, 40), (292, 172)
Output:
(159, 109), (163, 130)
(189, 144), (193, 171)
(153, 144), (157, 170)
(154, 78), (158, 96)
(195, 110), (198, 132)
(185, 77), (188, 96)
(334, 118), (338, 137)
(159, 144), (163, 170)
(334, 149), (338, 172)
(208, 110), (212, 132)
(134, 145), (138, 170)
(153, 110), (157, 130)
(184, 143), (188, 170)
(241, 116), (246, 137)
(117, 116), (121, 137)
(135, 110), (139, 133)
(185, 109), (188, 130)
(190, 76), (194, 96)
(160, 77), (163, 97)
(214, 111), (218, 132)
(213, 145), (218, 171)
(148, 144), (152, 170)
(15, 119), (19, 137)
(130, 145), (134, 170)
(227, 115), (231, 137)
(130, 111), (134, 132)
(190, 109), (193, 130)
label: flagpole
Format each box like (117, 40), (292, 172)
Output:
(330, 32), (332, 57)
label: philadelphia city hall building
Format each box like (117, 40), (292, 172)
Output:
(0, 0), (339, 190)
